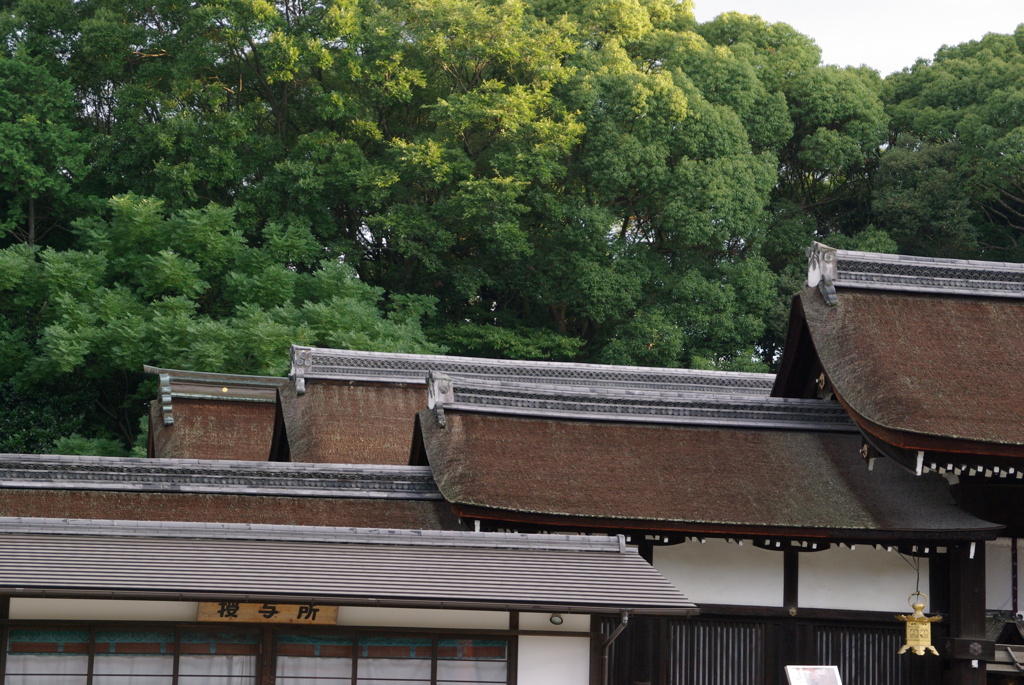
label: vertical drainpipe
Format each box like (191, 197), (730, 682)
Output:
(602, 610), (631, 685)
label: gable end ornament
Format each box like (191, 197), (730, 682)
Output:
(291, 345), (313, 395)
(427, 371), (454, 428)
(807, 242), (839, 306)
(159, 373), (174, 426)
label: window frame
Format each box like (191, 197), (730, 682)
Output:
(2, 621), (513, 685)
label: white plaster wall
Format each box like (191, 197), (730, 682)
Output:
(653, 539), (784, 607)
(519, 612), (589, 632)
(336, 606), (509, 630)
(800, 545), (928, 612)
(986, 538), (1017, 612)
(9, 598), (198, 621)
(517, 636), (590, 685)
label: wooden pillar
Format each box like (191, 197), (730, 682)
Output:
(509, 612), (519, 685)
(258, 626), (274, 685)
(944, 542), (993, 685)
(589, 615), (603, 685)
(929, 549), (950, 615)
(783, 549), (799, 612)
(629, 616), (654, 685)
(780, 550), (801, 672)
(631, 542), (655, 684)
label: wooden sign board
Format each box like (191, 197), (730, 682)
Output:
(785, 665), (843, 685)
(198, 602), (338, 625)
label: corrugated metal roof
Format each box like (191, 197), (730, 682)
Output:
(0, 455), (442, 499)
(0, 518), (696, 615)
(290, 345), (774, 395)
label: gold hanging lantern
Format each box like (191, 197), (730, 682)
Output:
(896, 592), (942, 656)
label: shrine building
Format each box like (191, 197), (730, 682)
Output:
(1, 242), (1023, 685)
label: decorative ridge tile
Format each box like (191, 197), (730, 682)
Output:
(807, 241), (1024, 305)
(290, 345), (775, 395)
(143, 366), (287, 426)
(425, 373), (855, 432)
(0, 455), (442, 500)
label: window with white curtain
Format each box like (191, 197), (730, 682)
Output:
(177, 631), (257, 685)
(273, 633), (508, 685)
(4, 628), (257, 685)
(435, 638), (507, 685)
(4, 626), (507, 685)
(5, 629), (90, 685)
(276, 633), (353, 685)
(92, 629), (174, 685)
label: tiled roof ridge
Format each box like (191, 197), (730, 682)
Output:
(0, 454), (442, 500)
(807, 241), (1024, 305)
(425, 373), (856, 432)
(0, 516), (627, 553)
(143, 365), (286, 386)
(290, 345), (775, 395)
(143, 365), (286, 427)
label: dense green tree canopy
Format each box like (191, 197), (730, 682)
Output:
(0, 194), (439, 448)
(0, 54), (89, 245)
(880, 28), (1024, 259)
(2, 0), (1021, 453)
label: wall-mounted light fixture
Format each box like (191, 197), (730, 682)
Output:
(549, 613), (563, 626)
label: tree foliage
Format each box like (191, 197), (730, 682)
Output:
(4, 0), (1020, 453)
(0, 194), (440, 444)
(0, 54), (89, 245)
(880, 28), (1024, 259)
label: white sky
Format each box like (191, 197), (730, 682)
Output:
(692, 1), (1024, 76)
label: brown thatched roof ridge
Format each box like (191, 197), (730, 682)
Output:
(143, 364), (285, 421)
(272, 379), (426, 464)
(143, 365), (287, 461)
